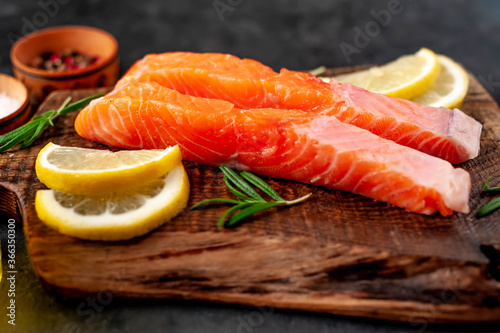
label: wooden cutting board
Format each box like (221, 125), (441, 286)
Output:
(2, 67), (500, 324)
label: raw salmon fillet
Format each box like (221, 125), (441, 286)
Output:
(115, 52), (482, 164)
(75, 82), (471, 216)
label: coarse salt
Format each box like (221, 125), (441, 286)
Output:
(0, 92), (21, 119)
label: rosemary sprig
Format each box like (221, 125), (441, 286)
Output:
(482, 177), (500, 192)
(0, 94), (103, 153)
(191, 165), (311, 228)
(477, 176), (500, 217)
(307, 65), (327, 76)
(477, 198), (500, 218)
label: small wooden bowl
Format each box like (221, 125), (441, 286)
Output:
(10, 25), (119, 105)
(0, 74), (31, 135)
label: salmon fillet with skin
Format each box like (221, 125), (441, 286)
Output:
(75, 82), (471, 216)
(115, 52), (481, 164)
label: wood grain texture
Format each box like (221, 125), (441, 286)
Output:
(2, 68), (500, 323)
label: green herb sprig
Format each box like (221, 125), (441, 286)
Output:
(0, 94), (103, 153)
(191, 165), (311, 228)
(477, 198), (500, 218)
(482, 177), (500, 192)
(307, 66), (327, 76)
(477, 177), (500, 217)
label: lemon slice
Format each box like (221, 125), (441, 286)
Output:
(411, 55), (469, 109)
(35, 164), (189, 241)
(334, 48), (440, 99)
(36, 143), (182, 196)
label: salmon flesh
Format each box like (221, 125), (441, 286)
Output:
(75, 81), (471, 216)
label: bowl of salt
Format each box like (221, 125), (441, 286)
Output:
(0, 73), (31, 135)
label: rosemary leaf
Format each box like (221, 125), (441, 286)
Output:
(191, 198), (241, 209)
(483, 177), (500, 192)
(223, 175), (252, 201)
(224, 202), (282, 228)
(191, 166), (311, 228)
(240, 171), (284, 201)
(58, 94), (102, 115)
(0, 122), (37, 144)
(217, 202), (253, 228)
(0, 136), (24, 152)
(32, 120), (49, 139)
(0, 93), (103, 153)
(220, 165), (264, 201)
(19, 122), (48, 149)
(477, 197), (500, 217)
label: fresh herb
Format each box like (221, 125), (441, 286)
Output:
(191, 165), (311, 228)
(0, 94), (103, 153)
(477, 198), (500, 218)
(308, 65), (327, 76)
(477, 177), (500, 217)
(482, 177), (500, 192)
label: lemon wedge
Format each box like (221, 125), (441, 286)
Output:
(334, 48), (440, 99)
(411, 55), (469, 109)
(36, 143), (182, 196)
(35, 164), (189, 241)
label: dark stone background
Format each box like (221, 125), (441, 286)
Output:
(1, 0), (500, 332)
